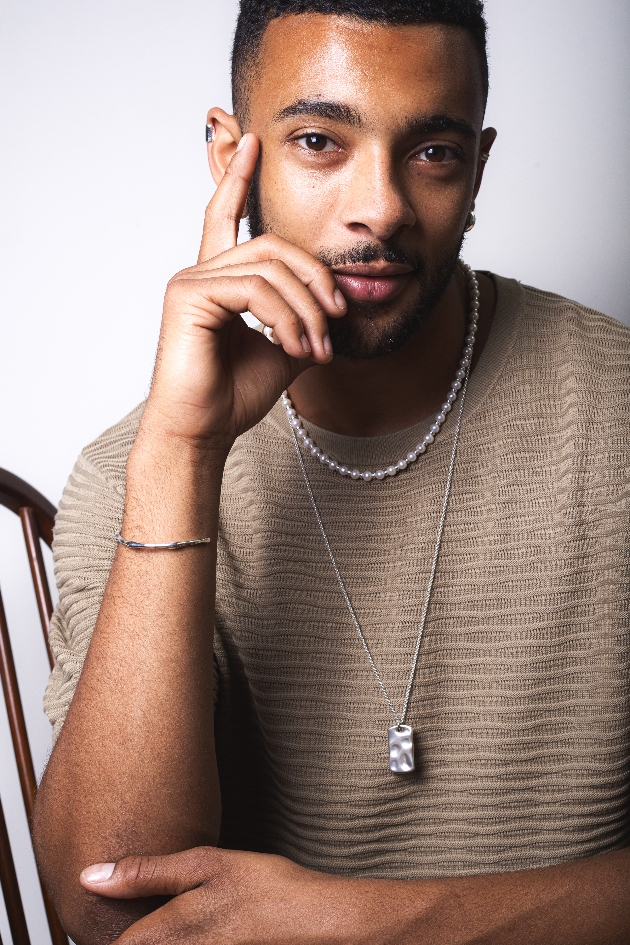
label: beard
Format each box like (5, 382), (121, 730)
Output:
(247, 169), (464, 361)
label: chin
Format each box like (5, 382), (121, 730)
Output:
(325, 300), (417, 359)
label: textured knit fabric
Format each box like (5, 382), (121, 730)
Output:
(44, 275), (630, 879)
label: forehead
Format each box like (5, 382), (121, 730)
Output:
(249, 14), (485, 129)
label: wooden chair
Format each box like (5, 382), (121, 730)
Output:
(0, 468), (67, 944)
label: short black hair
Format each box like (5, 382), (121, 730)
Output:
(232, 0), (489, 124)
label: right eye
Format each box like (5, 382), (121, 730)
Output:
(295, 133), (338, 153)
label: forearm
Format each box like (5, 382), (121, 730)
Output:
(34, 428), (230, 943)
(355, 848), (630, 945)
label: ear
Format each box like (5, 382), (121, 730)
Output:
(472, 126), (498, 201)
(206, 107), (244, 186)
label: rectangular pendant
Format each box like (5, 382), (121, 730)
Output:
(388, 724), (415, 773)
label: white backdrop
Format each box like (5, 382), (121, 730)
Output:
(1, 1), (629, 942)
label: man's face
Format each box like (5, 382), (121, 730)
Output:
(246, 15), (488, 359)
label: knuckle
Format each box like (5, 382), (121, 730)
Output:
(262, 258), (288, 278)
(244, 273), (271, 294)
(123, 854), (159, 891)
(311, 259), (334, 285)
(260, 233), (284, 251)
(167, 266), (194, 286)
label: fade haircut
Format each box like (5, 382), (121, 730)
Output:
(231, 0), (489, 125)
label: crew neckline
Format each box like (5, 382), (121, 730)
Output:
(265, 273), (524, 466)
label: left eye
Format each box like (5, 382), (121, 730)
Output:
(417, 145), (457, 163)
(296, 134), (337, 153)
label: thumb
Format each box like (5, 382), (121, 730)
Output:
(80, 848), (216, 899)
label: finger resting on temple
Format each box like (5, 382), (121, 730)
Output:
(198, 133), (259, 264)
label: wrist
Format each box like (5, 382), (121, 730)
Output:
(134, 393), (236, 467)
(131, 413), (235, 471)
(336, 877), (445, 945)
(122, 424), (229, 548)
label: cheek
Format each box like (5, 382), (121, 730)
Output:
(257, 157), (348, 246)
(409, 173), (471, 239)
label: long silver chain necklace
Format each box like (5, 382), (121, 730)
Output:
(286, 263), (478, 773)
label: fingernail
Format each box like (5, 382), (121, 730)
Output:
(81, 863), (115, 884)
(334, 289), (346, 310)
(323, 334), (333, 356)
(236, 134), (248, 152)
(301, 334), (312, 354)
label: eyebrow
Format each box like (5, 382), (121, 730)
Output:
(271, 99), (477, 142)
(401, 114), (478, 142)
(272, 99), (363, 126)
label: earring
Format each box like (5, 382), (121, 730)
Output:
(206, 123), (214, 143)
(480, 151), (490, 163)
(465, 209), (476, 232)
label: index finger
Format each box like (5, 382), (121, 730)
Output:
(198, 133), (259, 264)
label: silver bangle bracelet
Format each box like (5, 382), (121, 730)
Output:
(114, 532), (213, 550)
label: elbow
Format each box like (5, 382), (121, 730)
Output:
(33, 792), (163, 945)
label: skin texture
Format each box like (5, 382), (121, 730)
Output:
(32, 14), (630, 945)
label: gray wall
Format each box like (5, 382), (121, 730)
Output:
(1, 1), (628, 941)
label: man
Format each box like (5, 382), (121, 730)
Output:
(33, 0), (630, 942)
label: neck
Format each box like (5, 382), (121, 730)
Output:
(288, 268), (496, 437)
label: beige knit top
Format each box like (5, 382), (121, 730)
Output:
(44, 275), (630, 879)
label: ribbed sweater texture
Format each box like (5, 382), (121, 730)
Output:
(44, 275), (630, 879)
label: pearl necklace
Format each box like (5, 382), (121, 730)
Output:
(281, 262), (480, 481)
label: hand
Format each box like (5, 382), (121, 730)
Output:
(141, 133), (346, 451)
(80, 847), (380, 945)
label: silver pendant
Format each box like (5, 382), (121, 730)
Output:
(388, 724), (415, 773)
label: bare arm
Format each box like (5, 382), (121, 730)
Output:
(79, 843), (630, 945)
(32, 133), (344, 945)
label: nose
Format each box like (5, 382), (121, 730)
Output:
(338, 145), (416, 242)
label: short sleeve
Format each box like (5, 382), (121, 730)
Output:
(43, 452), (123, 743)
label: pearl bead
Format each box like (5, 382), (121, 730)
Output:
(310, 446), (320, 457)
(442, 402), (452, 414)
(387, 466), (397, 476)
(416, 442), (426, 454)
(407, 451), (417, 463)
(425, 433), (434, 444)
(296, 427), (306, 438)
(362, 471), (373, 482)
(303, 437), (313, 448)
(286, 407), (297, 418)
(436, 413), (446, 424)
(447, 391), (457, 404)
(319, 452), (328, 463)
(460, 358), (471, 369)
(350, 469), (360, 479)
(375, 470), (386, 480)
(397, 459), (407, 470)
(339, 465), (349, 476)
(456, 369), (465, 381)
(327, 460), (337, 470)
(289, 417), (301, 428)
(430, 423), (440, 434)
(452, 380), (462, 391)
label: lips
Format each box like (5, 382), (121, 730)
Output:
(333, 265), (414, 304)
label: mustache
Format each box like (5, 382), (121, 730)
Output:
(317, 242), (424, 272)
